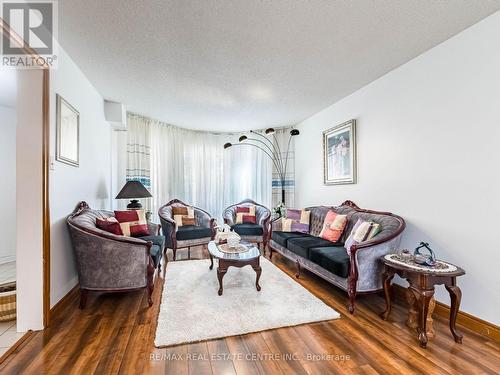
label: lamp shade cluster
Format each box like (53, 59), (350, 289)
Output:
(223, 128), (299, 204)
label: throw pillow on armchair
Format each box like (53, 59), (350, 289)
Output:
(236, 205), (256, 224)
(96, 217), (124, 236)
(114, 210), (150, 237)
(172, 206), (196, 227)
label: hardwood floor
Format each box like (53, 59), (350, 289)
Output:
(1, 246), (499, 374)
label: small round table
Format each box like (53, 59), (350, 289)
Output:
(380, 254), (465, 348)
(207, 241), (262, 296)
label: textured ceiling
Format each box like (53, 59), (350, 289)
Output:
(58, 1), (500, 131)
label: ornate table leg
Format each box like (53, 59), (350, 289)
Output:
(380, 268), (395, 320)
(252, 258), (262, 292)
(445, 282), (463, 344)
(406, 288), (418, 329)
(410, 286), (435, 348)
(217, 264), (227, 296)
(406, 289), (436, 339)
(209, 253), (214, 270)
(427, 297), (436, 339)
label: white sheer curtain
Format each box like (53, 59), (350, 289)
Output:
(125, 114), (272, 222)
(272, 127), (296, 208)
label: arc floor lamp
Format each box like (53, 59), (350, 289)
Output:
(224, 128), (300, 205)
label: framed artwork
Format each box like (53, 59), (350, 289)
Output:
(323, 119), (357, 185)
(56, 94), (80, 167)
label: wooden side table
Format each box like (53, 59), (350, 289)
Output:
(380, 256), (465, 348)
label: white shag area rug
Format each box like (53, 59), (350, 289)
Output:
(155, 257), (340, 347)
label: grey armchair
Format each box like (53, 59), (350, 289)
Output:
(158, 199), (216, 260)
(67, 202), (163, 308)
(223, 199), (271, 250)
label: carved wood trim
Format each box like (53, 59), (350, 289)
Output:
(1, 15), (52, 328)
(210, 218), (216, 240)
(340, 200), (360, 209)
(347, 254), (359, 314)
(146, 241), (154, 306)
(70, 201), (90, 218)
(0, 330), (34, 366)
(42, 69), (50, 327)
(262, 215), (271, 246)
(340, 200), (405, 312)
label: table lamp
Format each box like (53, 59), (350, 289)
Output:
(115, 180), (152, 209)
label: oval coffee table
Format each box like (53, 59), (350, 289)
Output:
(207, 241), (262, 296)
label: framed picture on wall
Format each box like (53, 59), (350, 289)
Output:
(323, 119), (357, 185)
(56, 94), (80, 167)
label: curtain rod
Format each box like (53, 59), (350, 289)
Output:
(127, 111), (296, 136)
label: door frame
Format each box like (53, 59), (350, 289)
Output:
(0, 19), (51, 328)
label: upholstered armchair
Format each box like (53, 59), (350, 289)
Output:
(67, 202), (163, 309)
(223, 199), (271, 250)
(158, 199), (216, 260)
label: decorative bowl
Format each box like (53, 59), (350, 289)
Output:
(227, 234), (240, 248)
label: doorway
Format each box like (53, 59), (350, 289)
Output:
(0, 19), (51, 362)
(0, 69), (20, 355)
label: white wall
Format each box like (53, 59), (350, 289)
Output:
(111, 129), (128, 211)
(49, 48), (112, 307)
(0, 105), (16, 263)
(16, 70), (44, 331)
(294, 12), (500, 325)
